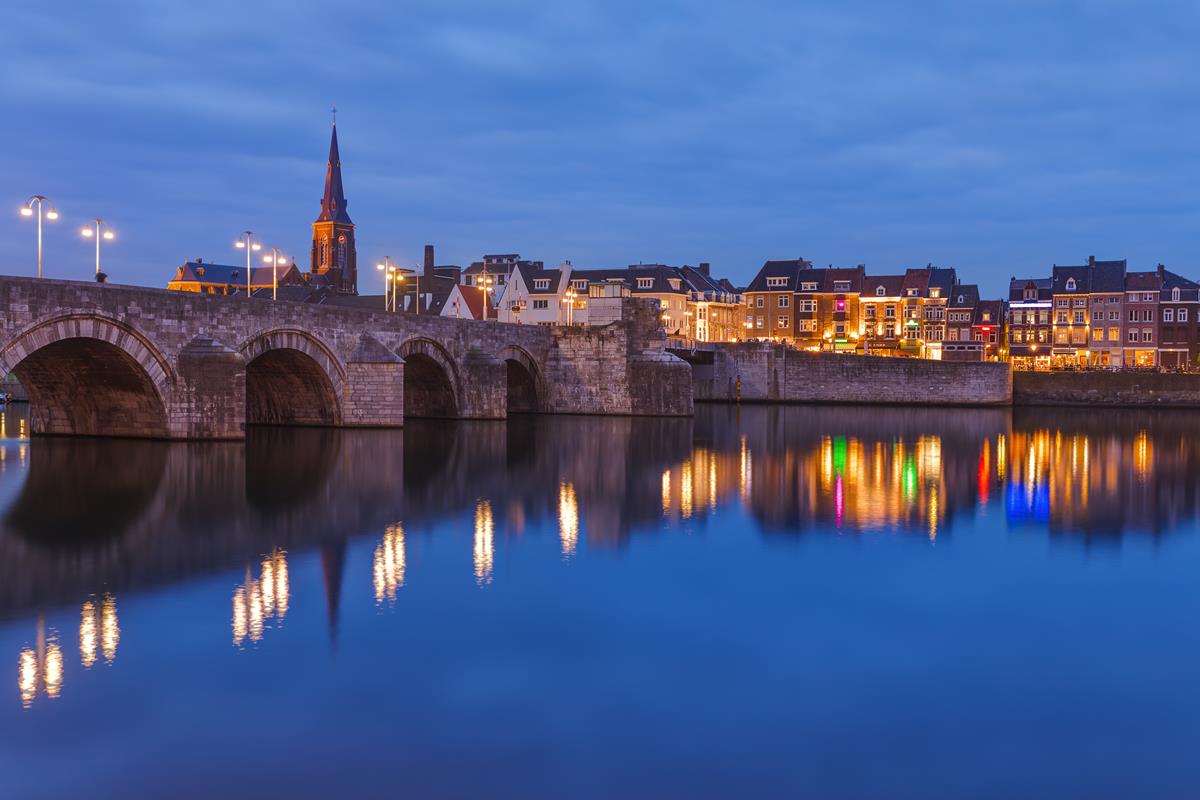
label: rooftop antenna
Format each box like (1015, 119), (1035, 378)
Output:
(331, 104), (337, 125)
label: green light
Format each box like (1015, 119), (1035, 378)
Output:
(833, 436), (847, 475)
(903, 456), (917, 501)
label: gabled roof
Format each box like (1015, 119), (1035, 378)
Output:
(571, 265), (688, 295)
(516, 263), (565, 295)
(974, 299), (1004, 324)
(1008, 277), (1052, 301)
(1159, 268), (1200, 300)
(446, 285), (487, 319)
(171, 261), (290, 287)
(1051, 264), (1091, 294)
(821, 266), (866, 293)
(744, 259), (811, 293)
(949, 284), (980, 309)
(864, 274), (905, 297)
(1089, 259), (1127, 292)
(927, 267), (958, 295)
(901, 268), (931, 294)
(1125, 271), (1162, 291)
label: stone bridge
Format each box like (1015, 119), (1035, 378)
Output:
(0, 276), (693, 439)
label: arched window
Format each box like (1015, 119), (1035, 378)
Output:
(1173, 287), (1181, 301)
(876, 286), (885, 296)
(1065, 278), (1076, 291)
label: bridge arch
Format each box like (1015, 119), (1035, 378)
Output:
(398, 337), (461, 418)
(0, 314), (173, 438)
(497, 345), (545, 413)
(240, 329), (345, 426)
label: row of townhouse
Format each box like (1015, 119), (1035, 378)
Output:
(1008, 258), (1200, 369)
(446, 254), (745, 343)
(742, 260), (1005, 360)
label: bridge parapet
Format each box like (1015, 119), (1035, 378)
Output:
(0, 275), (692, 438)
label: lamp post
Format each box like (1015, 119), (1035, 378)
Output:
(560, 288), (579, 326)
(262, 248), (287, 301)
(234, 231), (261, 297)
(376, 256), (396, 311)
(480, 273), (494, 321)
(19, 196), (58, 279)
(80, 219), (115, 278)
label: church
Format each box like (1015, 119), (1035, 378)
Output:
(168, 121), (359, 297)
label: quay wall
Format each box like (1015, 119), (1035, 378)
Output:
(691, 343), (1012, 406)
(1014, 371), (1200, 407)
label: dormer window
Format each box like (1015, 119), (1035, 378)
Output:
(637, 277), (654, 289)
(668, 279), (681, 291)
(571, 279), (588, 291)
(906, 289), (919, 297)
(534, 278), (550, 290)
(766, 277), (788, 288)
(1066, 278), (1076, 291)
(1173, 287), (1181, 301)
(1024, 289), (1036, 300)
(800, 281), (818, 291)
(833, 280), (850, 291)
(876, 286), (886, 296)
(929, 288), (941, 298)
(957, 294), (964, 304)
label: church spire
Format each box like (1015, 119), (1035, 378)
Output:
(317, 122), (351, 224)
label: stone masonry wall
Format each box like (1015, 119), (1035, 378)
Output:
(695, 343), (1012, 406)
(1014, 371), (1200, 407)
(0, 275), (695, 437)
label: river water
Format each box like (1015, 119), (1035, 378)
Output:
(0, 404), (1197, 798)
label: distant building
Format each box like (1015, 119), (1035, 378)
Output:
(168, 258), (304, 295)
(310, 121), (357, 294)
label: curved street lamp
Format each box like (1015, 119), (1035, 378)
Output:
(19, 196), (58, 279)
(80, 219), (115, 279)
(234, 231), (261, 297)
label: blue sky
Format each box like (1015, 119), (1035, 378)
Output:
(2, 0), (1198, 294)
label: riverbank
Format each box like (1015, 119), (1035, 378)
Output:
(1014, 370), (1200, 407)
(688, 343), (1012, 406)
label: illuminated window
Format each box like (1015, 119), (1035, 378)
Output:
(777, 316), (789, 329)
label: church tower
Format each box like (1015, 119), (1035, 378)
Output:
(311, 121), (357, 294)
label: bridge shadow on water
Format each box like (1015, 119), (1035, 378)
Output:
(2, 402), (1200, 618)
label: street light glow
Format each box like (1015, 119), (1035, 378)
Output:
(235, 240), (245, 248)
(19, 207), (32, 217)
(251, 243), (261, 251)
(81, 227), (93, 237)
(45, 210), (58, 220)
(102, 230), (114, 240)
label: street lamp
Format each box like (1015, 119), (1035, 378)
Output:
(80, 219), (115, 279)
(479, 273), (494, 321)
(20, 196), (58, 279)
(392, 271), (405, 312)
(233, 231), (261, 297)
(560, 288), (579, 326)
(376, 256), (396, 311)
(262, 248), (288, 301)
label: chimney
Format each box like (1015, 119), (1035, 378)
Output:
(423, 245), (434, 278)
(698, 262), (711, 276)
(1088, 255), (1095, 267)
(1158, 263), (1165, 278)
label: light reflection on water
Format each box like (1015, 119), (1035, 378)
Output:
(0, 403), (1199, 795)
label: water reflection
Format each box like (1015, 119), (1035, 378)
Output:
(373, 525), (406, 605)
(0, 403), (1199, 682)
(473, 500), (495, 586)
(232, 549), (289, 647)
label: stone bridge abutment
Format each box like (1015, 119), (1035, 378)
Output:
(0, 276), (691, 439)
